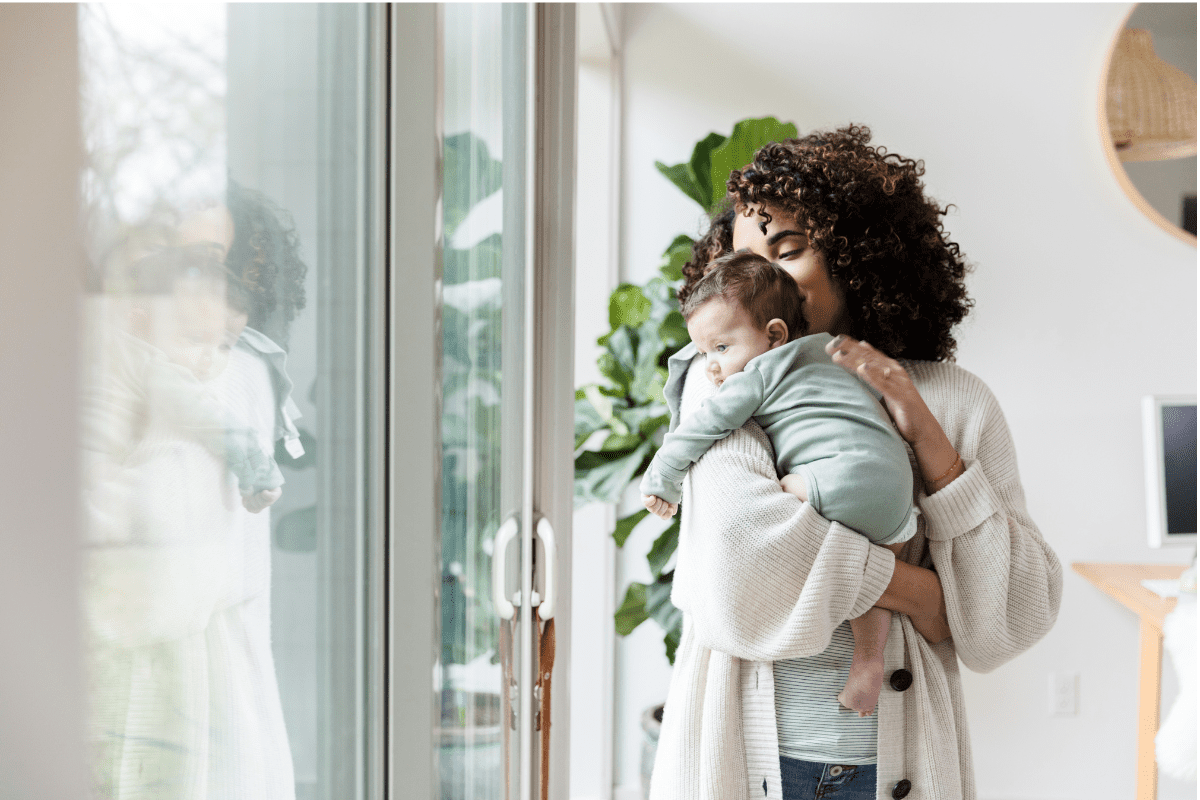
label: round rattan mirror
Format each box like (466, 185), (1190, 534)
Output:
(1100, 3), (1197, 245)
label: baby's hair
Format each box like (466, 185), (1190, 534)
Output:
(680, 251), (808, 340)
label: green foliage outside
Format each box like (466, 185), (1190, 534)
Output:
(271, 131), (507, 672)
(440, 131), (507, 669)
(574, 118), (797, 664)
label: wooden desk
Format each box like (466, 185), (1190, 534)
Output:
(1072, 563), (1186, 800)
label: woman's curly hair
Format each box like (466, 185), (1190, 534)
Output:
(681, 124), (972, 362)
(678, 207), (735, 310)
(225, 180), (308, 347)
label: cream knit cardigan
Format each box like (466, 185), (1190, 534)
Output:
(648, 359), (1062, 800)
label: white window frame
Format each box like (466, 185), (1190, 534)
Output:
(389, 5), (577, 800)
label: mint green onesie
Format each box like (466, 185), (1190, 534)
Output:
(639, 333), (916, 545)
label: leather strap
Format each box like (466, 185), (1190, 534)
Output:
(537, 615), (556, 800)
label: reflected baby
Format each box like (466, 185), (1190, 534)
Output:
(84, 243), (283, 512)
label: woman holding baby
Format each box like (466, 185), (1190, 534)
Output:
(647, 125), (1062, 800)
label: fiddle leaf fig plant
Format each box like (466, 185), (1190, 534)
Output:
(575, 117), (797, 664)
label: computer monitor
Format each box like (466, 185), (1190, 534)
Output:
(1143, 395), (1197, 548)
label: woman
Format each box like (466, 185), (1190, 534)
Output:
(83, 184), (307, 799)
(648, 125), (1061, 800)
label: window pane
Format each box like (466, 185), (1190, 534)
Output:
(77, 5), (377, 799)
(440, 5), (528, 799)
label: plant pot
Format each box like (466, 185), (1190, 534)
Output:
(640, 703), (664, 800)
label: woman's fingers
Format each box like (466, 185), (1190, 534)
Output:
(825, 334), (938, 448)
(826, 335), (904, 394)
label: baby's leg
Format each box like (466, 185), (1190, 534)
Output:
(779, 472), (808, 502)
(838, 541), (904, 717)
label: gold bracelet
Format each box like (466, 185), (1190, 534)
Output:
(929, 453), (962, 485)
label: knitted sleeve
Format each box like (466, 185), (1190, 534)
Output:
(910, 362), (1063, 673)
(670, 358), (896, 662)
(640, 368), (767, 504)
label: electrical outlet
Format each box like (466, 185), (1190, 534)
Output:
(1049, 672), (1078, 716)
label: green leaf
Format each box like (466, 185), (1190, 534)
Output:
(661, 233), (695, 257)
(582, 385), (627, 435)
(631, 320), (666, 403)
(599, 432), (642, 453)
(658, 311), (690, 352)
(706, 117), (799, 212)
(614, 582), (650, 635)
(613, 509), (649, 547)
(274, 504), (317, 552)
(646, 574), (682, 647)
(574, 393), (608, 450)
(687, 132), (729, 214)
(443, 132), (504, 237)
(664, 626), (681, 665)
(614, 404), (670, 440)
(654, 161), (707, 210)
(646, 518), (680, 577)
(659, 235), (695, 282)
(574, 448), (637, 471)
(603, 326), (638, 391)
(574, 439), (654, 506)
(597, 353), (633, 399)
(609, 284), (653, 330)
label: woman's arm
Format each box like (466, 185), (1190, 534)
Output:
(670, 352), (951, 660)
(826, 337), (1062, 671)
(673, 419), (898, 661)
(915, 368), (1062, 671)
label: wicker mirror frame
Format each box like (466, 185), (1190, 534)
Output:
(1098, 4), (1198, 246)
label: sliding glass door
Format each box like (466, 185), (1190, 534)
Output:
(78, 5), (382, 799)
(76, 5), (572, 799)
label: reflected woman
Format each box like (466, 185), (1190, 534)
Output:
(82, 181), (307, 800)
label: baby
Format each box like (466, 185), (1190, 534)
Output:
(640, 251), (917, 716)
(83, 244), (284, 513)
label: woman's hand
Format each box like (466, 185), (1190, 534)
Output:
(826, 336), (931, 446)
(826, 335), (963, 495)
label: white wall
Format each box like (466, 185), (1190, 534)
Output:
(0, 5), (89, 799)
(572, 7), (620, 800)
(604, 4), (1196, 799)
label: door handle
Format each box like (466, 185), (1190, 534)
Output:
(534, 516), (557, 620)
(491, 515), (519, 620)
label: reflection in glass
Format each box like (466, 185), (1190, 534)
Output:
(440, 5), (527, 799)
(78, 5), (372, 799)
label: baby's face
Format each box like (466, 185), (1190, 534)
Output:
(146, 280), (246, 381)
(687, 297), (775, 387)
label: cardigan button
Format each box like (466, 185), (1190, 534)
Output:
(889, 669), (913, 692)
(892, 779), (912, 799)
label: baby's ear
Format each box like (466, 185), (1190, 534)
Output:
(766, 318), (789, 348)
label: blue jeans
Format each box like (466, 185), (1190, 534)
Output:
(779, 756), (876, 800)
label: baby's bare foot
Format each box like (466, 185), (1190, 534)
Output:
(838, 657), (885, 717)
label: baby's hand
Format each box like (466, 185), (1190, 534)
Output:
(779, 473), (808, 502)
(242, 487), (282, 513)
(641, 494), (678, 520)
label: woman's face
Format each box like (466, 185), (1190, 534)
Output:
(730, 204), (849, 337)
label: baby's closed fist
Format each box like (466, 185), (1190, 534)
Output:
(243, 487), (282, 513)
(641, 494), (678, 520)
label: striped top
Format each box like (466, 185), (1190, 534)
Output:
(774, 621), (878, 764)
